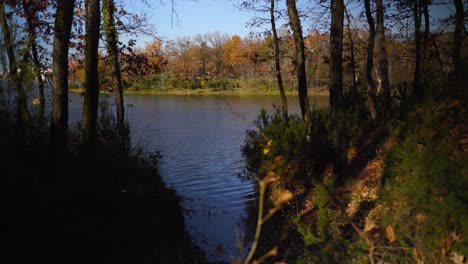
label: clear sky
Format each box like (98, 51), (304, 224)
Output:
(125, 0), (260, 43)
(123, 0), (455, 47)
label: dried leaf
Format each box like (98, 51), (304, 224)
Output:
(450, 231), (462, 242)
(276, 191), (293, 205)
(385, 225), (395, 243)
(441, 237), (452, 255)
(450, 252), (465, 264)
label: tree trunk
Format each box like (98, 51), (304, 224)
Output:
(364, 0), (377, 120)
(103, 0), (125, 142)
(81, 0), (101, 157)
(50, 0), (74, 153)
(22, 0), (45, 121)
(329, 0), (348, 176)
(453, 0), (464, 91)
(375, 0), (391, 119)
(270, 0), (288, 123)
(286, 0), (311, 131)
(412, 0), (423, 102)
(0, 2), (29, 124)
(344, 7), (357, 94)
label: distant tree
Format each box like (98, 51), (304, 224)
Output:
(193, 34), (211, 78)
(81, 0), (101, 157)
(329, 0), (348, 176)
(270, 0), (288, 123)
(102, 0), (125, 142)
(286, 0), (312, 130)
(206, 31), (228, 76)
(0, 1), (30, 124)
(50, 0), (75, 153)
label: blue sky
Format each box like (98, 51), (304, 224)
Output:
(123, 0), (455, 47)
(125, 0), (262, 43)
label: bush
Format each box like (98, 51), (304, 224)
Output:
(372, 99), (468, 263)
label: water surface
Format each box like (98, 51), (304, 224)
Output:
(67, 93), (328, 262)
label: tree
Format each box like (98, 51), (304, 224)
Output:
(81, 0), (101, 157)
(21, 0), (47, 120)
(194, 34), (211, 78)
(0, 1), (30, 124)
(375, 0), (391, 119)
(452, 0), (464, 91)
(270, 0), (288, 123)
(286, 0), (311, 128)
(103, 0), (125, 143)
(412, 0), (423, 102)
(344, 7), (357, 94)
(364, 0), (377, 120)
(329, 0), (348, 176)
(50, 0), (75, 153)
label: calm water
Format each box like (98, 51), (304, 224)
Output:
(64, 93), (329, 262)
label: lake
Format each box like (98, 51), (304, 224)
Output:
(68, 93), (329, 262)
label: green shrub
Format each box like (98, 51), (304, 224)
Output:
(374, 99), (468, 263)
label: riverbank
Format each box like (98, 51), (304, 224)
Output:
(69, 86), (329, 96)
(2, 113), (210, 264)
(241, 93), (468, 263)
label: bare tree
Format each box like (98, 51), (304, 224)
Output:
(286, 0), (312, 129)
(81, 0), (101, 157)
(21, 0), (46, 120)
(103, 0), (125, 144)
(453, 0), (464, 91)
(329, 0), (348, 176)
(0, 2), (30, 124)
(364, 0), (377, 120)
(375, 0), (391, 119)
(270, 0), (288, 123)
(412, 0), (423, 102)
(50, 0), (75, 153)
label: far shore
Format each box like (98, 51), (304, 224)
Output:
(69, 86), (330, 97)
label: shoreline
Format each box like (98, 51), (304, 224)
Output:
(69, 87), (330, 97)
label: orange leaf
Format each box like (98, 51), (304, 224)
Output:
(385, 225), (395, 243)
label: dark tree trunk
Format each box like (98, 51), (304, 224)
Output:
(453, 0), (464, 91)
(286, 0), (312, 130)
(364, 0), (377, 120)
(329, 0), (348, 176)
(81, 0), (101, 157)
(22, 0), (45, 121)
(375, 0), (391, 119)
(103, 0), (125, 142)
(412, 0), (423, 102)
(422, 0), (430, 65)
(344, 7), (357, 94)
(0, 2), (30, 124)
(50, 0), (74, 153)
(270, 0), (288, 123)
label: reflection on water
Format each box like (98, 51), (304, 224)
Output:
(67, 93), (328, 262)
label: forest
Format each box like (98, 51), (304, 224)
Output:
(1, 0), (467, 263)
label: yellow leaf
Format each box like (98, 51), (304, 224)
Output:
(32, 97), (40, 106)
(385, 225), (395, 243)
(263, 148), (270, 155)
